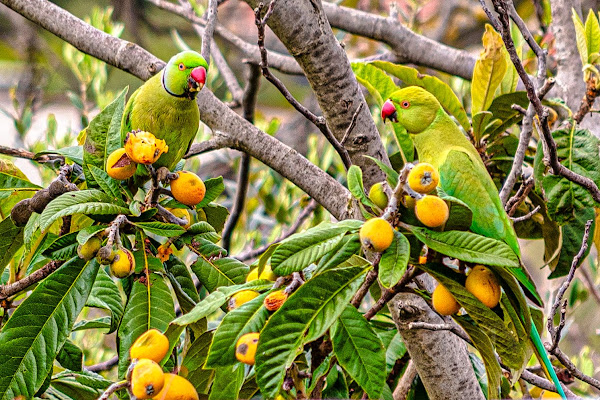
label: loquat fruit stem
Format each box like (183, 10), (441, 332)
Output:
(98, 380), (129, 400)
(156, 204), (189, 226)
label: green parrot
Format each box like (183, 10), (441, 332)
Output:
(120, 50), (208, 182)
(381, 86), (566, 399)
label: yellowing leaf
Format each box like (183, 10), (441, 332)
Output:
(471, 24), (508, 114)
(573, 9), (588, 65)
(499, 44), (520, 95)
(585, 9), (600, 58)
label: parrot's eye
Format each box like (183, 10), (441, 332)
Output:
(401, 101), (410, 109)
(178, 63), (185, 71)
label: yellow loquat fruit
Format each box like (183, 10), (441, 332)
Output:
(415, 195), (449, 228)
(170, 171), (206, 207)
(109, 248), (135, 278)
(235, 332), (260, 365)
(432, 283), (461, 315)
(152, 373), (199, 400)
(407, 162), (440, 194)
(359, 217), (394, 252)
(130, 329), (170, 364)
(465, 265), (502, 308)
(130, 359), (165, 399)
(106, 148), (137, 180)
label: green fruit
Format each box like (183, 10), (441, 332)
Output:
(77, 236), (102, 261)
(368, 182), (389, 210)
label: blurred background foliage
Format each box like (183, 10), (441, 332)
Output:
(1, 0), (600, 393)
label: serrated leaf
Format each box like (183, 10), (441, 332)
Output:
(42, 231), (79, 260)
(471, 24), (508, 114)
(550, 208), (595, 278)
(56, 340), (83, 372)
(0, 217), (23, 269)
(76, 225), (107, 245)
(191, 256), (249, 293)
(271, 224), (355, 276)
(197, 176), (225, 208)
(117, 273), (175, 377)
(379, 231), (410, 288)
(209, 364), (244, 400)
(72, 317), (112, 331)
(201, 203), (229, 233)
(132, 221), (185, 238)
(370, 61), (470, 133)
(315, 233), (361, 275)
(331, 305), (386, 399)
(82, 87), (128, 187)
(86, 268), (124, 333)
(543, 128), (600, 225)
(0, 257), (99, 400)
(182, 331), (215, 394)
(585, 9), (600, 59)
(0, 170), (41, 198)
(364, 156), (399, 187)
(347, 165), (378, 209)
(411, 227), (519, 268)
(255, 265), (369, 398)
(484, 92), (529, 139)
(165, 256), (200, 314)
(39, 190), (129, 232)
(573, 9), (588, 65)
(88, 165), (125, 205)
(206, 291), (270, 367)
(189, 237), (227, 258)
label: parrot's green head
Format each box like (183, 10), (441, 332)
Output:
(381, 87), (441, 134)
(162, 50), (209, 100)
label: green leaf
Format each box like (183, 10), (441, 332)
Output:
(197, 176), (225, 208)
(201, 203), (229, 233)
(86, 268), (124, 333)
(0, 257), (99, 400)
(182, 331), (215, 394)
(315, 233), (361, 275)
(82, 87), (128, 187)
(543, 128), (600, 225)
(39, 190), (129, 232)
(271, 223), (359, 276)
(436, 187), (474, 231)
(209, 364), (244, 400)
(171, 290), (227, 326)
(391, 121), (415, 163)
(585, 9), (600, 59)
(351, 62), (398, 104)
(0, 217), (23, 269)
(206, 291), (270, 367)
(347, 165), (378, 209)
(87, 165), (125, 205)
(76, 225), (108, 245)
(117, 273), (175, 377)
(379, 230), (410, 288)
(484, 92), (529, 139)
(364, 156), (399, 187)
(370, 61), (471, 133)
(499, 44), (520, 95)
(192, 256), (248, 293)
(455, 315), (502, 399)
(573, 9), (588, 65)
(42, 231), (79, 260)
(411, 227), (519, 268)
(132, 221), (186, 238)
(0, 169), (41, 199)
(255, 265), (369, 398)
(56, 340), (83, 372)
(72, 317), (112, 331)
(331, 305), (386, 399)
(471, 24), (508, 114)
(49, 369), (110, 400)
(165, 256), (200, 314)
(36, 146), (84, 165)
(549, 208), (595, 278)
(190, 237), (227, 258)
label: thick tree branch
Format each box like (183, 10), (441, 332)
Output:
(0, 260), (63, 301)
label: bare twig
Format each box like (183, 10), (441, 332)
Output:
(98, 380), (129, 400)
(478, 0), (501, 32)
(200, 0), (217, 62)
(364, 266), (421, 320)
(253, 1), (352, 170)
(234, 199), (318, 261)
(222, 63), (261, 251)
(406, 322), (472, 344)
(573, 77), (600, 124)
(491, 0), (600, 205)
(506, 177), (534, 217)
(85, 355), (119, 373)
(350, 257), (380, 308)
(548, 220), (593, 352)
(0, 144), (62, 163)
(511, 205), (540, 222)
(393, 360), (418, 400)
(340, 102), (364, 145)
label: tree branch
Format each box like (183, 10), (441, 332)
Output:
(0, 260), (63, 301)
(200, 0), (218, 62)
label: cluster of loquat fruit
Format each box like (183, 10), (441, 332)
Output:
(360, 162), (502, 317)
(229, 265), (291, 366)
(127, 329), (199, 400)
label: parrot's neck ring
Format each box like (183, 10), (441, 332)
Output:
(162, 70), (188, 99)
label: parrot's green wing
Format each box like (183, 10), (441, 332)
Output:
(439, 149), (542, 306)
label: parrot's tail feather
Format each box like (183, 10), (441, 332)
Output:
(530, 322), (567, 399)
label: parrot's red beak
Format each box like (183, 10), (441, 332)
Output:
(189, 66), (207, 91)
(381, 99), (398, 123)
